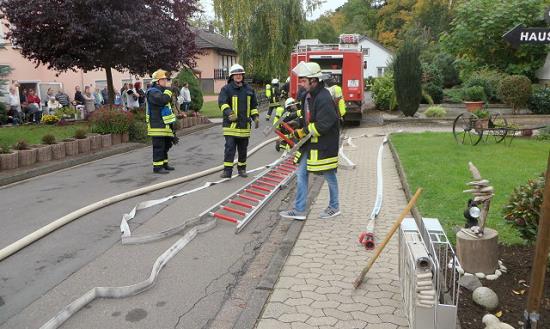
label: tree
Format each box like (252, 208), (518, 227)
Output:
(440, 0), (548, 79)
(393, 39), (422, 116)
(173, 68), (203, 112)
(213, 0), (319, 81)
(0, 43), (10, 124)
(0, 0), (200, 104)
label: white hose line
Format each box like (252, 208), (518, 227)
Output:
(0, 137), (278, 262)
(39, 218), (216, 329)
(368, 136), (388, 222)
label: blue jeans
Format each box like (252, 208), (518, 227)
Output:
(294, 154), (339, 212)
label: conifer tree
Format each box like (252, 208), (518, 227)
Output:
(393, 39), (422, 117)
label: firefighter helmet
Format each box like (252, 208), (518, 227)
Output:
(271, 78), (279, 85)
(152, 69), (169, 82)
(292, 61), (325, 79)
(229, 64), (245, 77)
(284, 97), (298, 108)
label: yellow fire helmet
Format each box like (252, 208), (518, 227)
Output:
(152, 69), (169, 82)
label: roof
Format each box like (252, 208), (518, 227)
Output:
(194, 28), (237, 53)
(358, 35), (393, 56)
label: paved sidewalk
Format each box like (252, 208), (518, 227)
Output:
(256, 126), (411, 329)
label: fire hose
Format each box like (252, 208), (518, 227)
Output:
(0, 137), (278, 262)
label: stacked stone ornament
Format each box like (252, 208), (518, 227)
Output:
(462, 162), (494, 237)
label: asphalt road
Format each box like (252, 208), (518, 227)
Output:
(0, 111), (291, 328)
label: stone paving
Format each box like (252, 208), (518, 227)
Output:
(256, 125), (419, 329)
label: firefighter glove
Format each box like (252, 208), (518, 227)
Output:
(254, 117), (260, 129)
(294, 128), (307, 139)
(172, 136), (180, 145)
(163, 89), (173, 97)
(228, 113), (237, 122)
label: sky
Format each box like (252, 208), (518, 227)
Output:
(198, 0), (348, 21)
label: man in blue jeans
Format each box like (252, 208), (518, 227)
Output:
(280, 62), (340, 220)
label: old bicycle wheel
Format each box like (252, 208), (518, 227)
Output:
(453, 112), (483, 145)
(485, 112), (508, 143)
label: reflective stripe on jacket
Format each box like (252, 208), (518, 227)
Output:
(219, 81), (259, 138)
(146, 85), (175, 137)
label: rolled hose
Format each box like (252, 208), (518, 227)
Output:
(0, 137), (278, 262)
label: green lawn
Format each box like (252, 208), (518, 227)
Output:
(200, 100), (222, 118)
(0, 123), (90, 147)
(391, 132), (550, 245)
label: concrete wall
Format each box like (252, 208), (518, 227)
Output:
(359, 39), (393, 79)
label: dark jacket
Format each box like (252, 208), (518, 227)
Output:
(146, 84), (175, 137)
(294, 82), (340, 173)
(218, 81), (259, 138)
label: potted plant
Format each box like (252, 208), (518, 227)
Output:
(35, 134), (56, 162)
(463, 86), (486, 112)
(0, 144), (18, 170)
(14, 140), (37, 167)
(74, 128), (91, 154)
(63, 137), (79, 156)
(473, 108), (490, 129)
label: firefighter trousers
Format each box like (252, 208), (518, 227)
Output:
(152, 136), (173, 168)
(223, 136), (249, 173)
(267, 105), (277, 117)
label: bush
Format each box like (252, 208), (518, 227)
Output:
(41, 114), (59, 125)
(503, 174), (545, 242)
(424, 106), (446, 118)
(74, 128), (88, 139)
(89, 107), (133, 134)
(443, 88), (464, 103)
(528, 88), (550, 114)
(129, 120), (149, 143)
(372, 73), (397, 111)
(423, 83), (444, 104)
(394, 39), (423, 117)
(465, 72), (500, 102)
(421, 63), (444, 104)
(537, 126), (550, 141)
(54, 106), (78, 119)
(41, 134), (56, 145)
(433, 53), (460, 88)
(498, 75), (532, 113)
(173, 68), (203, 112)
(463, 86), (486, 102)
(0, 101), (7, 124)
(0, 143), (11, 154)
(13, 139), (29, 150)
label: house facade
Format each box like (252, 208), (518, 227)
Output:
(358, 35), (393, 79)
(193, 27), (238, 94)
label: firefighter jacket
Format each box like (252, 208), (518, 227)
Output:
(146, 85), (176, 137)
(294, 83), (340, 173)
(265, 83), (280, 107)
(272, 106), (285, 127)
(219, 81), (259, 138)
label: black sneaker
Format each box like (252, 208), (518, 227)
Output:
(238, 170), (248, 178)
(220, 171), (232, 178)
(153, 167), (169, 174)
(163, 164), (175, 171)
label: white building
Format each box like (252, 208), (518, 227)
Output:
(358, 35), (393, 78)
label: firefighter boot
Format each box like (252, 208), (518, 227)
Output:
(163, 164), (175, 171)
(153, 167), (170, 174)
(238, 169), (248, 178)
(220, 170), (232, 179)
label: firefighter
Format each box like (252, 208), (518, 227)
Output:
(275, 97), (300, 152)
(280, 62), (340, 220)
(265, 78), (280, 121)
(281, 76), (290, 99)
(219, 64), (260, 178)
(325, 77), (347, 119)
(146, 69), (178, 174)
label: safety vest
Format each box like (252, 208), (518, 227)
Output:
(272, 106), (285, 127)
(146, 86), (176, 137)
(266, 83), (280, 107)
(219, 81), (259, 138)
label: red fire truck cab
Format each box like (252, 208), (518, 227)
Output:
(289, 34), (365, 124)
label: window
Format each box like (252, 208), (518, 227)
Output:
(0, 24), (4, 45)
(377, 67), (387, 77)
(362, 48), (370, 56)
(219, 54), (236, 70)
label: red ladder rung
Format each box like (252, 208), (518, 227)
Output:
(211, 212), (238, 224)
(275, 130), (295, 147)
(276, 167), (293, 174)
(230, 199), (254, 209)
(258, 180), (277, 188)
(280, 164), (296, 171)
(251, 184), (271, 192)
(268, 171), (286, 178)
(237, 194), (260, 203)
(244, 189), (266, 197)
(281, 122), (295, 134)
(222, 206), (247, 216)
(263, 176), (282, 183)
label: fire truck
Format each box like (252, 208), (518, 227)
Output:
(289, 34), (365, 124)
